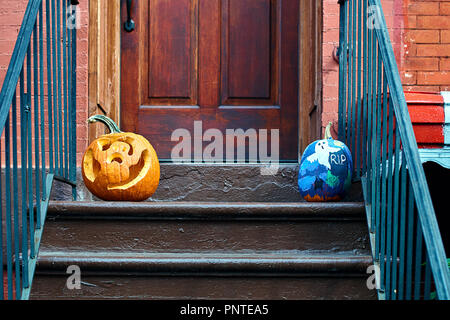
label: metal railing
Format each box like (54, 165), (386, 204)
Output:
(338, 0), (450, 300)
(0, 0), (77, 300)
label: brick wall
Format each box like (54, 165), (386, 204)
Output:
(0, 0), (88, 165)
(321, 0), (450, 136)
(400, 0), (450, 92)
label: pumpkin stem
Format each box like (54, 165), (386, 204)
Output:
(324, 122), (333, 140)
(88, 115), (122, 134)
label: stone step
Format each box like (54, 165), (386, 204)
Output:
(32, 200), (374, 300)
(31, 251), (376, 300)
(41, 201), (370, 253)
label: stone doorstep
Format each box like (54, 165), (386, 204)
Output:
(49, 164), (363, 202)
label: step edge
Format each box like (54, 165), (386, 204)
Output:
(36, 251), (373, 276)
(47, 201), (366, 221)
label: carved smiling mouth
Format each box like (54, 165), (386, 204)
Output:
(108, 149), (151, 190)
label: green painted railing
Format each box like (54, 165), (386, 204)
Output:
(338, 0), (450, 300)
(0, 0), (77, 300)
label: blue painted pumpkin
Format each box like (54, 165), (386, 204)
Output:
(298, 123), (353, 202)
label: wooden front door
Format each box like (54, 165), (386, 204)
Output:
(121, 0), (299, 161)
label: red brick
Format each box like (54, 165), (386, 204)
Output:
(405, 2), (440, 16)
(322, 2), (339, 17)
(405, 57), (440, 71)
(417, 16), (450, 29)
(323, 70), (339, 86)
(322, 100), (338, 114)
(403, 85), (442, 93)
(417, 72), (450, 85)
(323, 28), (340, 43)
(76, 153), (85, 166)
(404, 42), (417, 57)
(401, 72), (417, 85)
(322, 84), (339, 99)
(323, 12), (340, 29)
(406, 30), (440, 44)
(382, 0), (396, 17)
(441, 3), (450, 15)
(440, 58), (450, 71)
(416, 44), (450, 57)
(405, 15), (417, 29)
(442, 30), (450, 43)
(0, 55), (12, 67)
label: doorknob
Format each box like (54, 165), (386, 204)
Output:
(124, 0), (135, 32)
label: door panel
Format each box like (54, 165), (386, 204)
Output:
(121, 0), (299, 160)
(148, 0), (198, 103)
(221, 0), (274, 102)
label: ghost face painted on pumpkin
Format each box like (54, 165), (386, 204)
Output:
(306, 139), (341, 170)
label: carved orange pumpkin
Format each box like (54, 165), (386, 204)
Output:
(82, 115), (160, 201)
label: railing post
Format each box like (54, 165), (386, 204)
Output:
(369, 0), (450, 300)
(70, 0), (78, 200)
(339, 0), (450, 300)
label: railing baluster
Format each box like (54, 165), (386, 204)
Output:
(11, 91), (21, 299)
(26, 44), (35, 261)
(5, 112), (14, 300)
(375, 50), (383, 290)
(391, 118), (401, 300)
(405, 181), (415, 300)
(39, 1), (47, 204)
(371, 33), (378, 236)
(385, 92), (394, 299)
(414, 220), (423, 300)
(63, 0), (69, 179)
(67, 0), (73, 181)
(398, 144), (407, 299)
(19, 68), (29, 290)
(346, 0), (353, 147)
(33, 20), (42, 230)
(367, 18), (373, 230)
(51, 0), (59, 176)
(424, 253), (432, 300)
(70, 5), (77, 200)
(56, 0), (64, 175)
(362, 0), (368, 174)
(350, 0), (357, 159)
(355, 0), (362, 179)
(46, 0), (54, 174)
(372, 46), (385, 268)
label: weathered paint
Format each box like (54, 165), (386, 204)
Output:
(405, 92), (445, 147)
(407, 91), (450, 169)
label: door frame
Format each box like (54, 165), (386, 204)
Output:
(88, 0), (323, 160)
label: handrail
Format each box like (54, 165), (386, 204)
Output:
(338, 0), (450, 299)
(0, 0), (77, 300)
